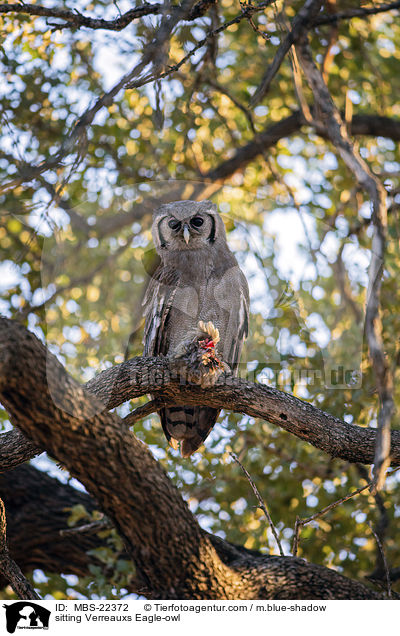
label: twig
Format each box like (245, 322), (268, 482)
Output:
(0, 0), (199, 194)
(230, 452), (284, 556)
(250, 0), (322, 106)
(126, 1), (274, 89)
(367, 521), (392, 599)
(60, 518), (113, 537)
(291, 480), (372, 557)
(123, 399), (172, 427)
(357, 464), (389, 581)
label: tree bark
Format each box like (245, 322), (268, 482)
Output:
(0, 318), (382, 598)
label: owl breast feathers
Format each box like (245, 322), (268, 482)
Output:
(143, 200), (249, 457)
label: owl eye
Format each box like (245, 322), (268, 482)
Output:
(190, 216), (204, 228)
(168, 219), (181, 231)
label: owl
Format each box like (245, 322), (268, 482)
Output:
(143, 200), (249, 457)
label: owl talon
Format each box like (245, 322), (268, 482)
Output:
(169, 438), (179, 451)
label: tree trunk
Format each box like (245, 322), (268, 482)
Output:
(0, 318), (381, 599)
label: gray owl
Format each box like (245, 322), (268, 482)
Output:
(143, 200), (249, 457)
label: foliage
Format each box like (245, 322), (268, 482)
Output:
(0, 0), (400, 598)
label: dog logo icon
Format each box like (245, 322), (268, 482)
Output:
(3, 602), (50, 633)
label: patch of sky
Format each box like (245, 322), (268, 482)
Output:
(305, 313), (331, 348)
(63, 325), (82, 344)
(342, 242), (369, 287)
(230, 497), (247, 515)
(31, 453), (88, 491)
(254, 105), (269, 117)
(383, 159), (400, 172)
(263, 208), (319, 288)
(0, 260), (21, 292)
(347, 89), (361, 104)
(354, 512), (367, 524)
(215, 51), (237, 69)
(334, 216), (349, 238)
(320, 231), (340, 263)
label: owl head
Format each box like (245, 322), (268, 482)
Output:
(152, 200), (226, 254)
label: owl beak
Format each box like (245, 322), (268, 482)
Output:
(183, 224), (190, 244)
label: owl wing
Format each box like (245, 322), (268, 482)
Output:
(142, 265), (179, 357)
(143, 265), (219, 456)
(214, 265), (249, 375)
(228, 269), (249, 376)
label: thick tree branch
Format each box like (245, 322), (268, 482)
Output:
(205, 111), (400, 181)
(1, 466), (381, 599)
(0, 429), (42, 472)
(0, 318), (382, 598)
(84, 354), (400, 467)
(0, 1), (216, 31)
(314, 1), (400, 26)
(295, 37), (395, 491)
(3, 319), (400, 472)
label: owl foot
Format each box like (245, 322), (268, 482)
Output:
(169, 437), (179, 451)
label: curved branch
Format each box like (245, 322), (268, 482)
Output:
(295, 36), (394, 491)
(205, 112), (400, 181)
(0, 1), (217, 31)
(0, 429), (42, 472)
(1, 465), (380, 600)
(85, 354), (400, 467)
(0, 317), (382, 599)
(3, 321), (400, 472)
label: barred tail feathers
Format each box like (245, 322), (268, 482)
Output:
(159, 406), (219, 457)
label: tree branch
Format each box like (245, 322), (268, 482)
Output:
(0, 317), (383, 598)
(295, 36), (395, 492)
(0, 464), (137, 590)
(3, 314), (400, 473)
(83, 350), (400, 467)
(292, 480), (373, 557)
(314, 1), (400, 26)
(0, 1), (216, 31)
(0, 429), (42, 473)
(230, 452), (284, 557)
(204, 111), (400, 181)
(251, 0), (322, 106)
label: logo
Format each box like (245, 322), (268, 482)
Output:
(3, 602), (50, 633)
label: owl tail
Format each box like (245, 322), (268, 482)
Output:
(159, 406), (219, 457)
